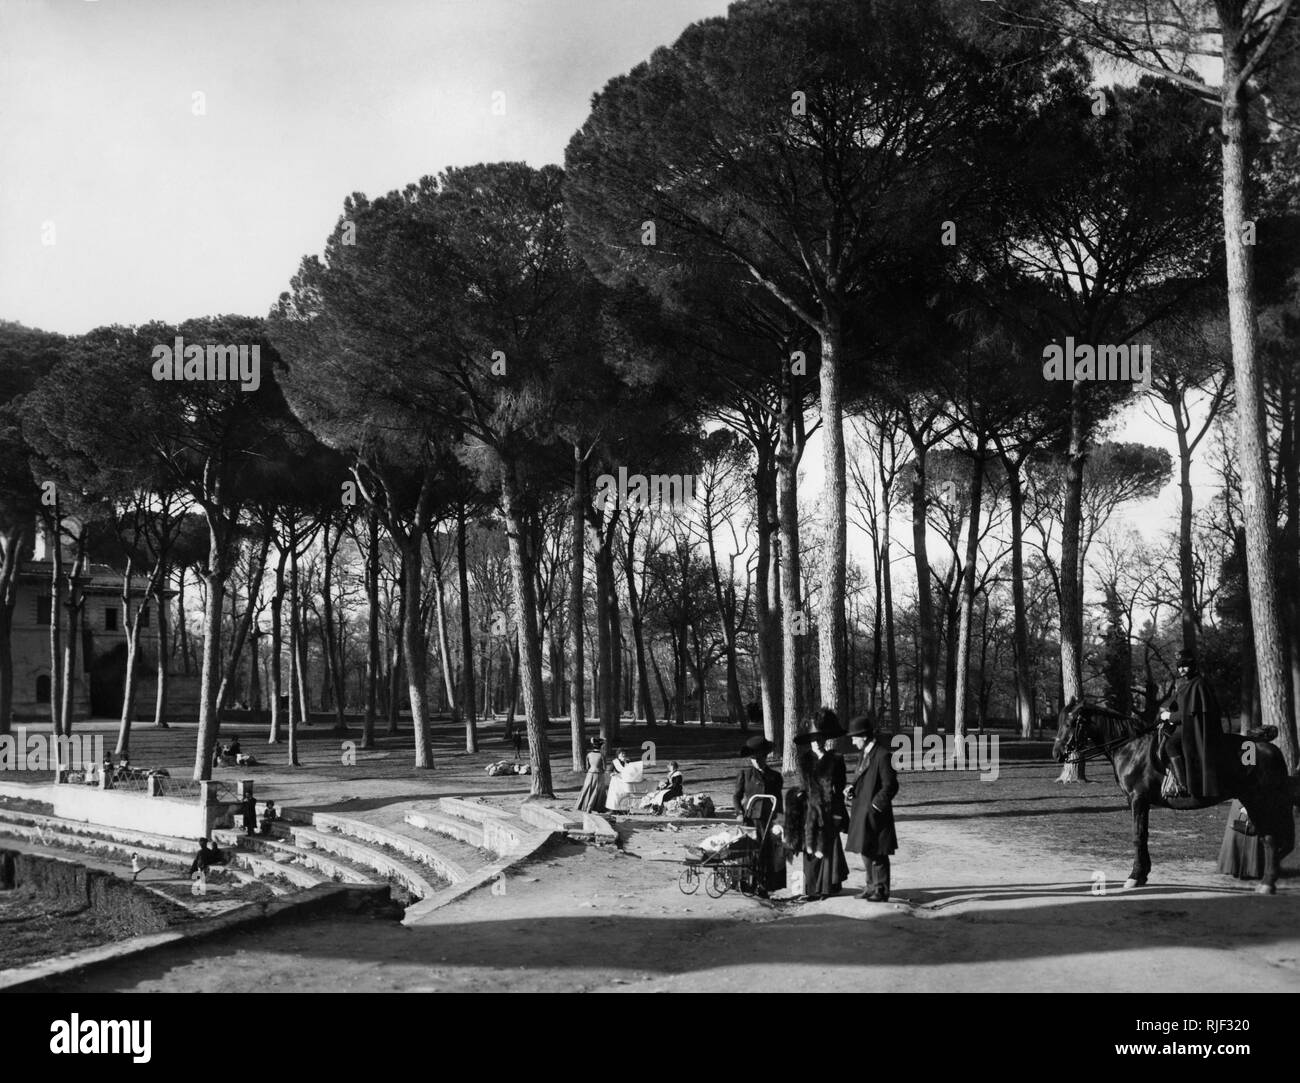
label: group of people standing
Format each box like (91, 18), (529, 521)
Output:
(735, 709), (898, 902)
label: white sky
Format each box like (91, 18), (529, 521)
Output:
(0, 0), (1227, 561)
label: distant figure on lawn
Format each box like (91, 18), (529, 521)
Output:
(241, 792), (257, 836)
(575, 737), (607, 813)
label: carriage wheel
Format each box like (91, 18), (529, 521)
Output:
(678, 865), (700, 895)
(705, 868), (728, 898)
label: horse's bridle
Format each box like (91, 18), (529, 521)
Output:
(1062, 704), (1149, 763)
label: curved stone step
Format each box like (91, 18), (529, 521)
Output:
(214, 831), (375, 885)
(289, 825), (442, 899)
(403, 807), (486, 849)
(435, 797), (548, 856)
(0, 820), (270, 892)
(309, 814), (469, 884)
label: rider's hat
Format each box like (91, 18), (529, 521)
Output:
(739, 735), (774, 759)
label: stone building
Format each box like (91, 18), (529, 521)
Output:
(10, 522), (167, 723)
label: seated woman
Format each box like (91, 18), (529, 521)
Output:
(639, 762), (684, 812)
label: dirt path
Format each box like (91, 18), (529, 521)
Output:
(39, 791), (1300, 993)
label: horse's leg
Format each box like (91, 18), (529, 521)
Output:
(1126, 796), (1151, 889)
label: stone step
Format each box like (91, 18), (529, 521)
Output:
(435, 797), (548, 856)
(310, 813), (470, 885)
(211, 831), (375, 885)
(0, 819), (268, 891)
(519, 803), (582, 833)
(289, 825), (442, 900)
(403, 807), (486, 849)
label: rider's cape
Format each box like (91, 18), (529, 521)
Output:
(1172, 675), (1227, 797)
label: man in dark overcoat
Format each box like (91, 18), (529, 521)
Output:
(844, 714), (898, 902)
(1158, 649), (1227, 798)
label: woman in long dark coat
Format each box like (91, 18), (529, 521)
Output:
(793, 710), (849, 900)
(575, 737), (607, 813)
(732, 735), (784, 894)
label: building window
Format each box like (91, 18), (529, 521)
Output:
(36, 675), (51, 704)
(105, 607), (118, 632)
(36, 596), (51, 624)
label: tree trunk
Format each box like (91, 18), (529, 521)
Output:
(217, 532), (270, 720)
(192, 516), (227, 781)
(816, 318), (848, 724)
(268, 547), (286, 743)
(322, 521), (348, 733)
(1004, 455), (1035, 738)
(287, 528), (301, 768)
(60, 539), (86, 735)
(1221, 38), (1296, 767)
(624, 524), (655, 730)
(500, 467), (554, 797)
(1057, 390), (1088, 783)
(753, 446), (781, 742)
(401, 537), (434, 768)
(952, 435), (987, 761)
(882, 500), (900, 732)
(363, 508), (380, 749)
(457, 503), (478, 752)
(153, 565), (171, 729)
(777, 389), (803, 770)
(114, 561), (145, 758)
(49, 510), (63, 733)
(909, 439), (939, 731)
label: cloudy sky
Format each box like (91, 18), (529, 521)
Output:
(0, 0), (731, 334)
(0, 0), (1225, 558)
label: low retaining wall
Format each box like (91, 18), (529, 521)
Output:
(0, 847), (190, 937)
(0, 778), (214, 840)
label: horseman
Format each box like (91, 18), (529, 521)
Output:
(1158, 648), (1226, 799)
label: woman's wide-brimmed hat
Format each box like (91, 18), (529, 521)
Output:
(845, 714), (876, 739)
(739, 735), (774, 759)
(794, 707), (845, 745)
(588, 736), (605, 750)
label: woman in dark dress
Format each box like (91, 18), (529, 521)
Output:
(1217, 799), (1266, 880)
(575, 737), (608, 813)
(732, 735), (784, 894)
(793, 710), (849, 900)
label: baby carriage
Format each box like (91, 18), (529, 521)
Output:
(677, 794), (777, 898)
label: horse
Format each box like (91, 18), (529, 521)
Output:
(1052, 698), (1297, 894)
